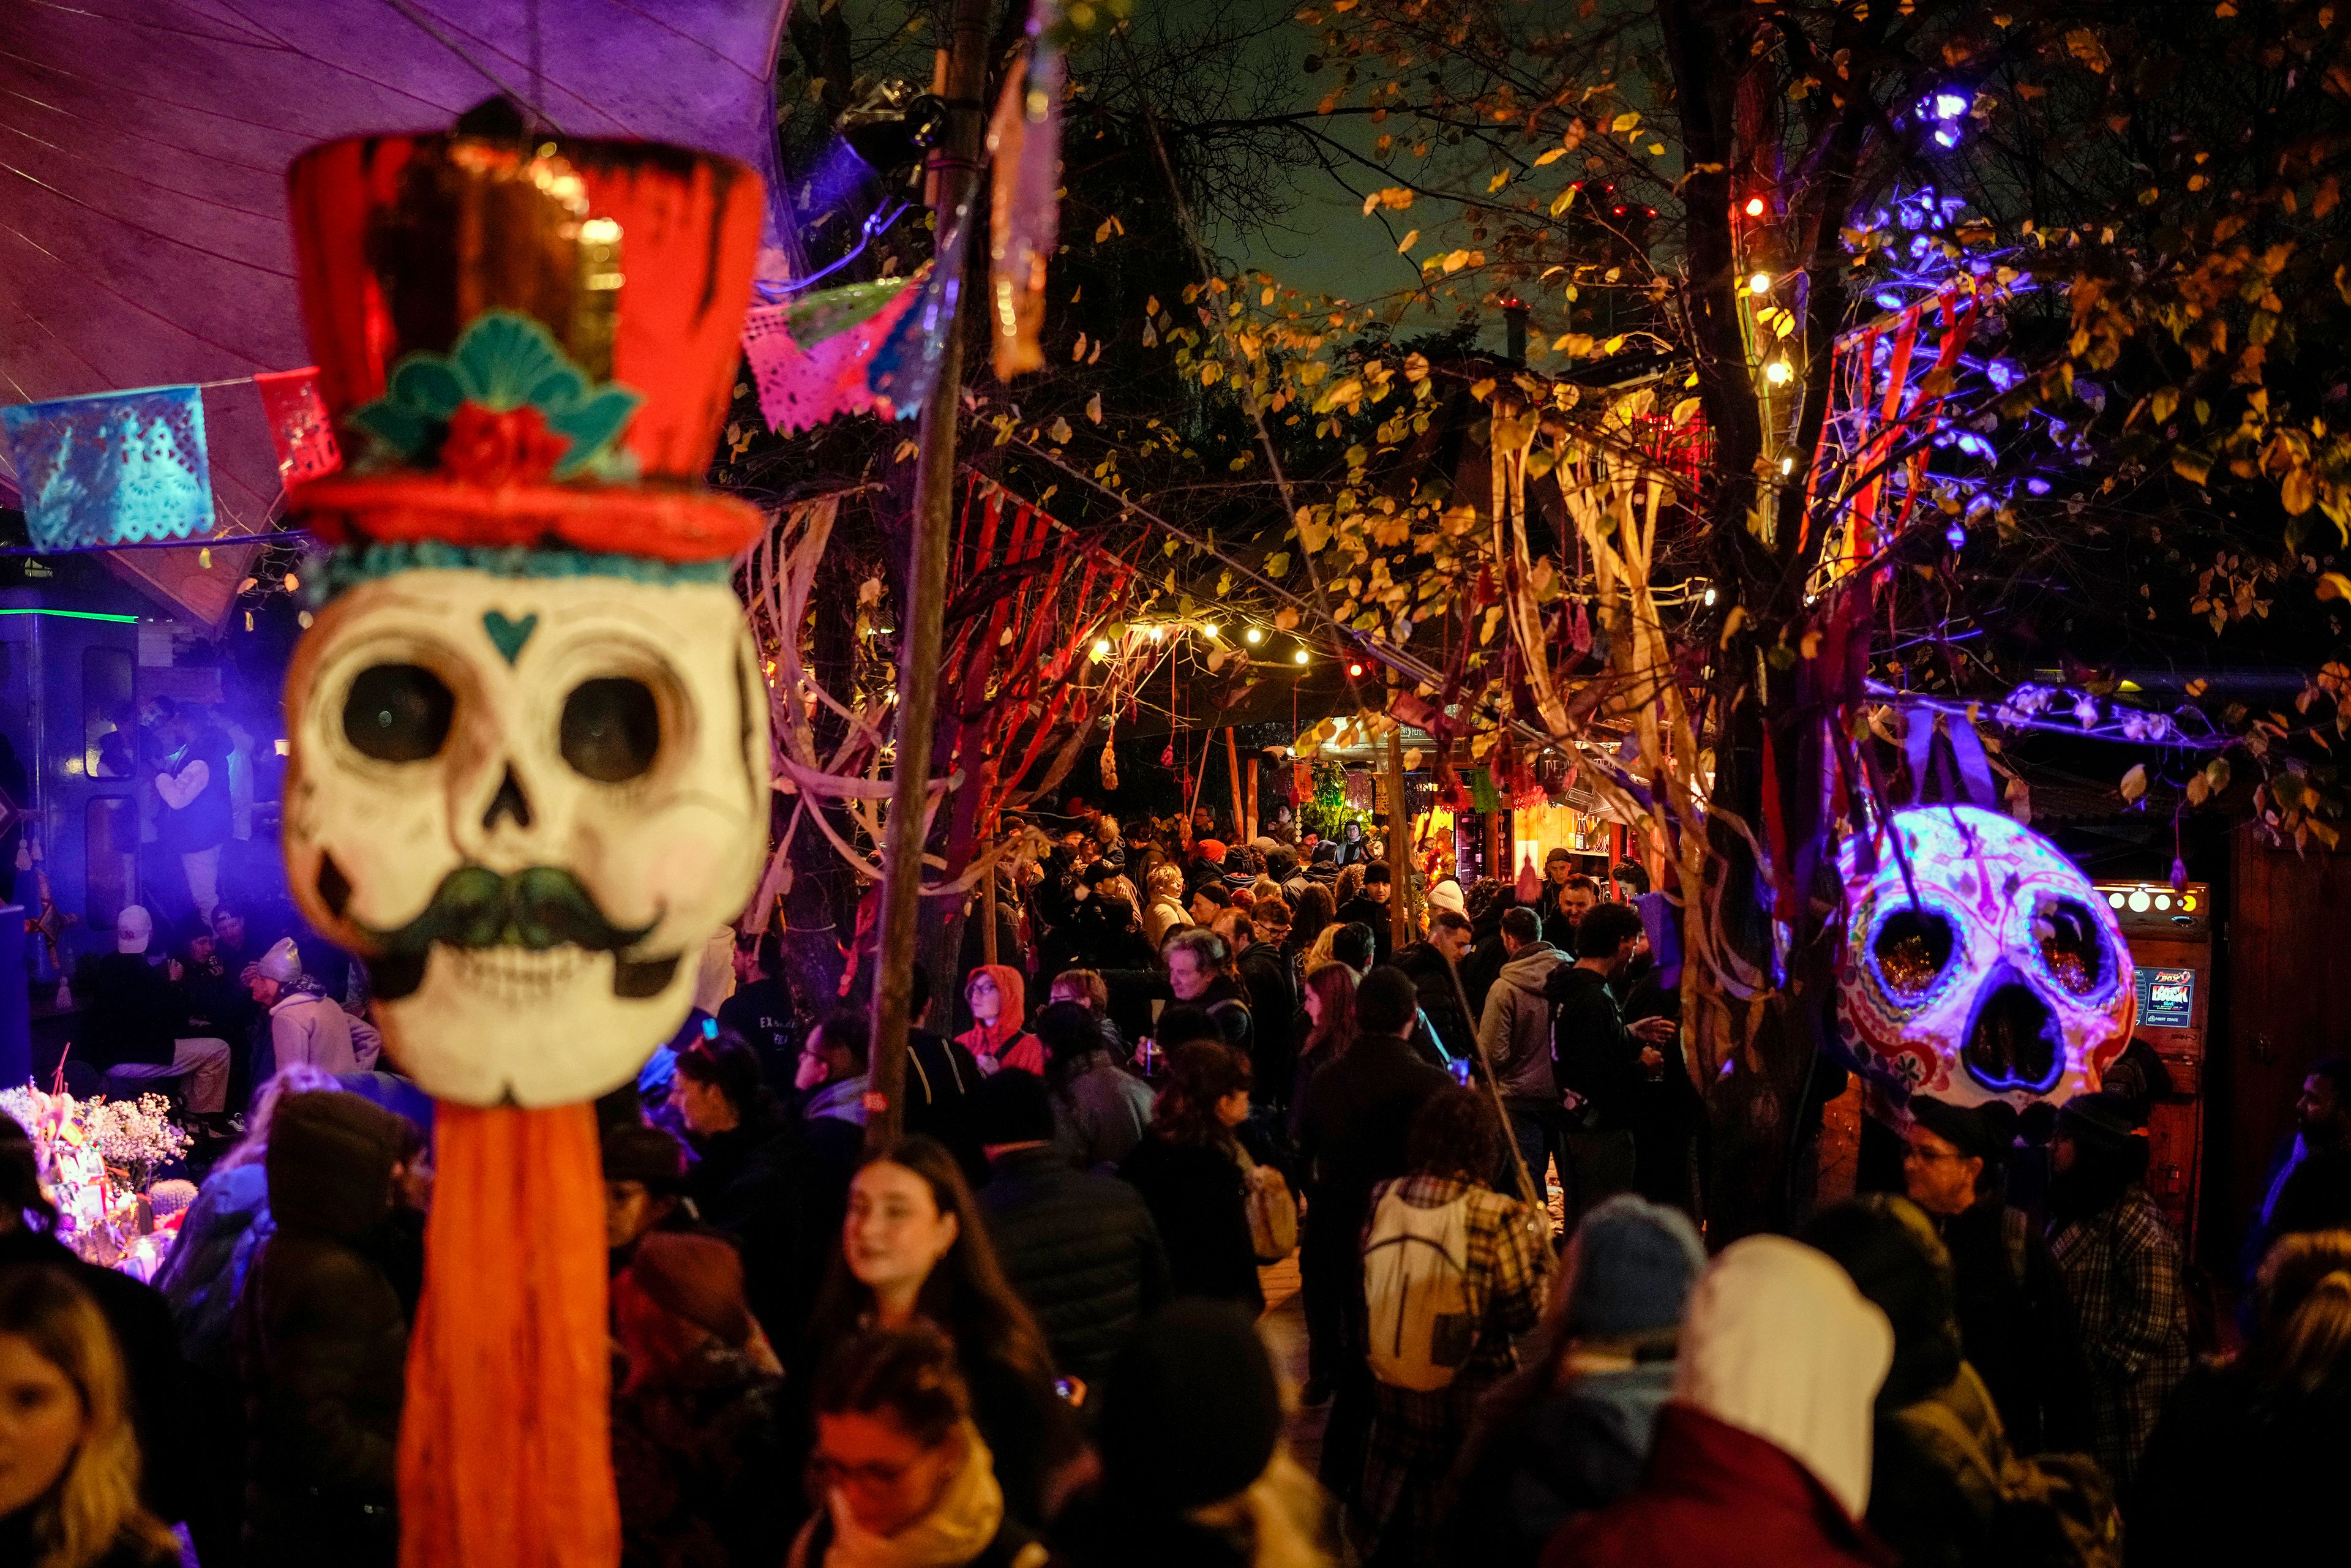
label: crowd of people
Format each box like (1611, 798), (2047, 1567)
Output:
(3, 798), (2350, 1567)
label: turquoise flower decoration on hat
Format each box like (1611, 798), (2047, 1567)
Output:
(351, 310), (642, 484)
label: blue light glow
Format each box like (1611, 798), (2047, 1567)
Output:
(1933, 91), (1972, 121)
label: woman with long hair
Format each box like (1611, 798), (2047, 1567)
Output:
(1288, 885), (1336, 971)
(2131, 1228), (2351, 1566)
(1355, 1089), (1548, 1564)
(1332, 864), (1365, 913)
(1286, 965), (1359, 1141)
(790, 1323), (1048, 1568)
(1119, 1041), (1265, 1313)
(0, 1267), (179, 1568)
(804, 1137), (1079, 1527)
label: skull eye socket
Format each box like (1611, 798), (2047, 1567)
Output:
(342, 664), (454, 763)
(1873, 906), (1955, 999)
(560, 677), (660, 782)
(2034, 898), (2108, 996)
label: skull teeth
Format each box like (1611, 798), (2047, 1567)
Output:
(448, 945), (593, 1007)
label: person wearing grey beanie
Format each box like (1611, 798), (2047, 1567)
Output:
(1438, 1195), (1707, 1567)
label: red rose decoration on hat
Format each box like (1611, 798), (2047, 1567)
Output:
(440, 402), (570, 489)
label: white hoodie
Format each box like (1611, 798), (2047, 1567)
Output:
(1672, 1234), (1894, 1521)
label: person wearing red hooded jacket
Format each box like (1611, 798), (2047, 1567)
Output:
(959, 964), (1044, 1075)
(1543, 1234), (1897, 1568)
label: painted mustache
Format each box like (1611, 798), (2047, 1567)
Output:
(351, 864), (674, 1002)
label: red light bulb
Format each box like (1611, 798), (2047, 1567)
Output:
(1743, 196), (1767, 217)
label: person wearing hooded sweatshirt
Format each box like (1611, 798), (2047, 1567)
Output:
(1051, 1299), (1337, 1568)
(959, 964), (1044, 1076)
(1480, 906), (1572, 1193)
(1803, 1196), (2118, 1568)
(1442, 1195), (1708, 1567)
(1543, 1234), (1897, 1568)
(237, 1091), (419, 1567)
(247, 937), (380, 1081)
(2044, 1090), (2190, 1491)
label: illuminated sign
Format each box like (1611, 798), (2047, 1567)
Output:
(2135, 966), (2195, 1030)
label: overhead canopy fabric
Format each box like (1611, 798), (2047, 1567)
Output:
(0, 0), (790, 623)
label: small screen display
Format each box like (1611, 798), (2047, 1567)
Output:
(2135, 966), (2195, 1030)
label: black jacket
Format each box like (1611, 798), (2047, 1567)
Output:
(1460, 932), (1511, 1024)
(686, 1119), (820, 1360)
(78, 952), (190, 1068)
(1119, 1137), (1265, 1314)
(1294, 1030), (1452, 1309)
(716, 977), (797, 1089)
(1937, 1199), (2090, 1455)
(1395, 940), (1475, 1062)
(979, 1146), (1172, 1389)
(1547, 966), (1641, 1125)
(1333, 895), (1395, 964)
(239, 1092), (413, 1567)
(1233, 940), (1298, 1101)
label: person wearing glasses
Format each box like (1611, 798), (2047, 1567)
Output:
(791, 1322), (1048, 1568)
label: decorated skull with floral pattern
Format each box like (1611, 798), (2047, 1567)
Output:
(1835, 805), (2135, 1109)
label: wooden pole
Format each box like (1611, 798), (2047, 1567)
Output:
(1386, 727), (1414, 951)
(980, 810), (999, 966)
(1224, 727), (1245, 844)
(867, 0), (991, 1152)
(1246, 752), (1259, 844)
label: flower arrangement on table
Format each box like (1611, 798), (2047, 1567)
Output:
(0, 1084), (192, 1272)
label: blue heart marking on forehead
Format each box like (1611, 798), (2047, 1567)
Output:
(482, 610), (539, 664)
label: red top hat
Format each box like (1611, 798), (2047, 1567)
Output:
(285, 126), (765, 562)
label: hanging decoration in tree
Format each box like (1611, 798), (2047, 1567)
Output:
(0, 383), (214, 550)
(252, 367), (343, 486)
(986, 0), (1066, 379)
(277, 121), (769, 1568)
(1836, 805), (2135, 1122)
(740, 276), (926, 433)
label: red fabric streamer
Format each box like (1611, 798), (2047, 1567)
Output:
(399, 1102), (615, 1568)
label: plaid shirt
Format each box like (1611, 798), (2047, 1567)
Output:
(1357, 1176), (1551, 1546)
(2049, 1184), (2191, 1490)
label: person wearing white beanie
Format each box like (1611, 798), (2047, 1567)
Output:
(1540, 1234), (1895, 1568)
(84, 904), (234, 1114)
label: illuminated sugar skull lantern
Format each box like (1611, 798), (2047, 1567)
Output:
(280, 129), (770, 1108)
(278, 123), (770, 1566)
(1837, 806), (2135, 1110)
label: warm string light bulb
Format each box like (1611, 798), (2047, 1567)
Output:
(1245, 627), (1265, 645)
(1747, 271), (1771, 294)
(1292, 648), (1310, 666)
(1764, 359), (1793, 385)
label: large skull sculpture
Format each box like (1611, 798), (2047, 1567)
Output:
(1836, 805), (2135, 1110)
(283, 569), (766, 1108)
(278, 127), (772, 1108)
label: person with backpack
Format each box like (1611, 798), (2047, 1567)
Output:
(1804, 1196), (2120, 1568)
(1357, 1087), (1550, 1565)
